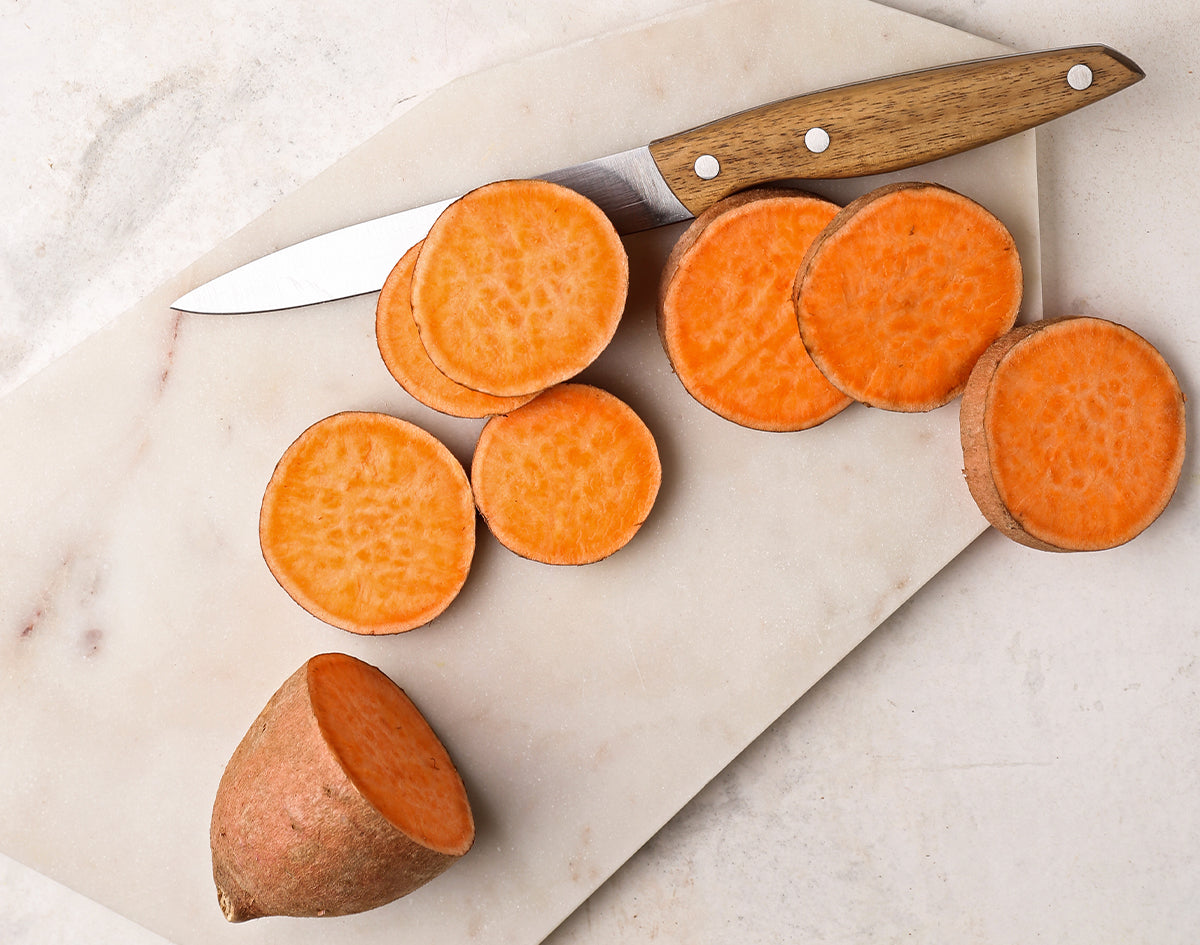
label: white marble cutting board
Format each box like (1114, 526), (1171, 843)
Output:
(0, 1), (1042, 943)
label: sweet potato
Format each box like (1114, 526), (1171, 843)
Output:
(259, 411), (474, 634)
(658, 188), (853, 431)
(961, 316), (1186, 551)
(471, 383), (660, 565)
(210, 653), (475, 921)
(794, 181), (1023, 411)
(410, 179), (628, 397)
(376, 241), (538, 417)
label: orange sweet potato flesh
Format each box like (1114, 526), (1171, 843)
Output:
(377, 240), (537, 417)
(961, 316), (1186, 551)
(259, 411), (474, 634)
(794, 181), (1022, 412)
(210, 653), (474, 921)
(411, 179), (628, 397)
(658, 188), (852, 431)
(471, 383), (660, 565)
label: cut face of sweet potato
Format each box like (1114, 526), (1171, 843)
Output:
(658, 188), (853, 431)
(376, 241), (538, 418)
(471, 383), (661, 565)
(259, 411), (475, 634)
(410, 179), (629, 397)
(961, 316), (1186, 551)
(794, 181), (1023, 412)
(309, 653), (474, 858)
(210, 653), (474, 921)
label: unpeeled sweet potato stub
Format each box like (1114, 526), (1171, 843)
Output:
(210, 653), (474, 922)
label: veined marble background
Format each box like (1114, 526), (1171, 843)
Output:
(3, 1), (1198, 943)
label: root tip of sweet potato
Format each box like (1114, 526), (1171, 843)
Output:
(214, 875), (259, 923)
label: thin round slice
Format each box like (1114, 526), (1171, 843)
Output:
(471, 384), (660, 565)
(411, 179), (628, 397)
(658, 188), (852, 431)
(376, 241), (538, 417)
(260, 411), (474, 634)
(794, 181), (1023, 411)
(210, 653), (475, 921)
(961, 316), (1186, 551)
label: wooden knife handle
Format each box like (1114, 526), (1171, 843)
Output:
(648, 45), (1143, 214)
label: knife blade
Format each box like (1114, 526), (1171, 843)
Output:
(172, 44), (1142, 315)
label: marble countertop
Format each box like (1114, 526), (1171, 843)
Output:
(2, 0), (1197, 942)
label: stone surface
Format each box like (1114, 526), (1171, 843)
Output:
(3, 0), (1197, 943)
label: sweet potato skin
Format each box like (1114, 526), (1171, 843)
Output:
(959, 322), (1057, 550)
(209, 656), (470, 921)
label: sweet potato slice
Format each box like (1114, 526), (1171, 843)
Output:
(658, 188), (852, 431)
(376, 241), (538, 417)
(794, 181), (1023, 411)
(961, 316), (1186, 551)
(259, 411), (474, 634)
(410, 179), (628, 397)
(471, 383), (660, 565)
(210, 653), (475, 921)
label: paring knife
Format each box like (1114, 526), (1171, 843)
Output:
(172, 44), (1142, 315)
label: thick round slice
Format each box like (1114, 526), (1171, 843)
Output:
(658, 188), (852, 431)
(411, 179), (628, 397)
(471, 384), (660, 565)
(961, 316), (1186, 551)
(260, 411), (474, 634)
(794, 181), (1023, 411)
(377, 241), (538, 417)
(210, 653), (475, 921)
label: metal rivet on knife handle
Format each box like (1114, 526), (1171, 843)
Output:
(693, 154), (720, 179)
(804, 127), (831, 153)
(1067, 63), (1094, 90)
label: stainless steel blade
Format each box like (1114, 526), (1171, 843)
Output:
(539, 145), (690, 233)
(171, 146), (687, 314)
(171, 198), (454, 315)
